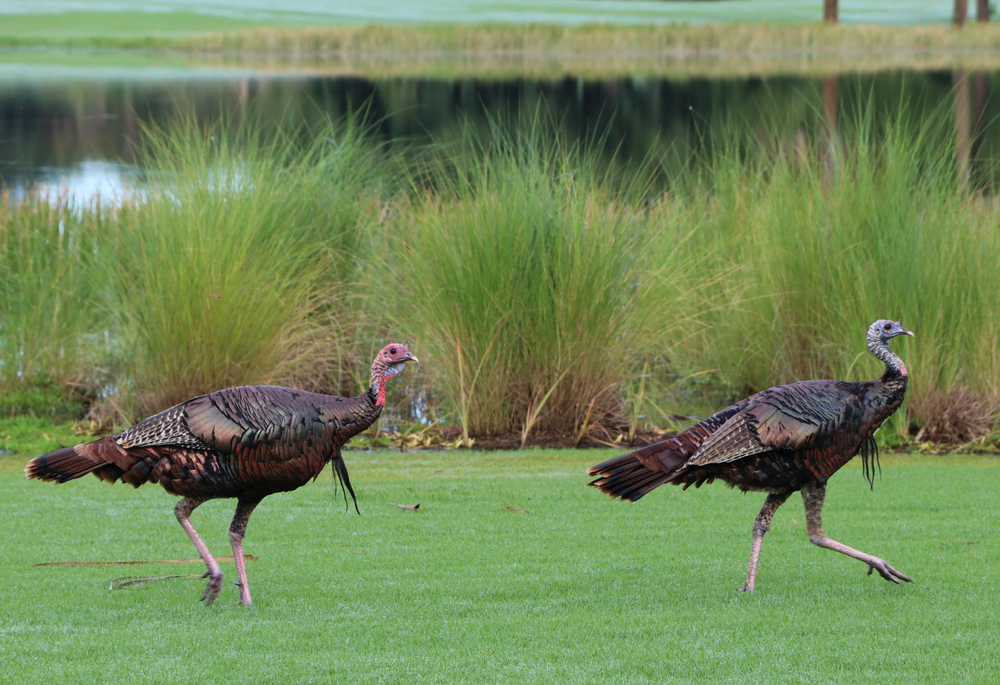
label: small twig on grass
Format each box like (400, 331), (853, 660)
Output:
(390, 503), (420, 510)
(110, 574), (202, 590)
(35, 554), (258, 567)
(503, 504), (533, 515)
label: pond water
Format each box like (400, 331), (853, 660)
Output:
(1, 63), (997, 202)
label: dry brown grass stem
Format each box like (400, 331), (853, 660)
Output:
(912, 387), (999, 445)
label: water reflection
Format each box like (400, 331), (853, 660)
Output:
(8, 160), (136, 207)
(1, 69), (997, 198)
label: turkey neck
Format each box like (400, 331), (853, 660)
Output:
(865, 332), (909, 418)
(319, 386), (383, 448)
(334, 360), (391, 437)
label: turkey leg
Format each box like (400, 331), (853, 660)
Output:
(740, 491), (790, 592)
(174, 497), (224, 605)
(229, 498), (261, 606)
(800, 483), (912, 584)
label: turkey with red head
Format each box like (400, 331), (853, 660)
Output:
(26, 343), (418, 605)
(588, 320), (914, 592)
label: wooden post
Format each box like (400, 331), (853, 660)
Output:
(824, 0), (838, 23)
(976, 0), (990, 21)
(954, 0), (969, 26)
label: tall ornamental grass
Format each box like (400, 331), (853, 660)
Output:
(667, 102), (1000, 435)
(0, 192), (110, 395)
(390, 119), (696, 442)
(1, 95), (996, 440)
(107, 114), (382, 417)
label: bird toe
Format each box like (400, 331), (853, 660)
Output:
(200, 572), (223, 606)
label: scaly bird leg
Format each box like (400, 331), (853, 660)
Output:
(229, 498), (261, 606)
(800, 483), (912, 585)
(740, 491), (790, 593)
(174, 497), (224, 605)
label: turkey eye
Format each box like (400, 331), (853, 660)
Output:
(883, 324), (891, 331)
(389, 347), (397, 355)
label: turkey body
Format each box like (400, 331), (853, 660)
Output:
(588, 320), (914, 591)
(26, 343), (418, 605)
(618, 377), (906, 497)
(78, 385), (382, 500)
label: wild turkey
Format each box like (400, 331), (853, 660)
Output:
(25, 343), (418, 606)
(588, 320), (913, 592)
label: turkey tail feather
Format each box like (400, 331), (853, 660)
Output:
(25, 446), (103, 483)
(588, 439), (694, 501)
(587, 451), (670, 502)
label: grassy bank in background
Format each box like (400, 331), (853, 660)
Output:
(185, 22), (1000, 58)
(4, 22), (1000, 79)
(2, 448), (999, 682)
(1, 103), (998, 442)
(4, 44), (1000, 81)
(144, 47), (1000, 82)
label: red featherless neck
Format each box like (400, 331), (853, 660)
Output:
(370, 358), (390, 407)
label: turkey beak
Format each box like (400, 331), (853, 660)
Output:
(402, 352), (420, 364)
(895, 320), (914, 338)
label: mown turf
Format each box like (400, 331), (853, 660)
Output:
(1, 446), (997, 683)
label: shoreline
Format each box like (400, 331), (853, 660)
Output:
(2, 23), (1000, 78)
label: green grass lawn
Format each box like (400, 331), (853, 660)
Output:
(1, 442), (997, 683)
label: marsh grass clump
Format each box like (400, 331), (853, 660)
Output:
(0, 191), (110, 397)
(668, 98), (1000, 437)
(108, 112), (382, 418)
(391, 115), (694, 442)
(2, 90), (998, 444)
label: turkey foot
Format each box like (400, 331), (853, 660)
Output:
(802, 484), (913, 587)
(866, 559), (913, 584)
(175, 497), (225, 607)
(201, 570), (224, 605)
(739, 492), (790, 593)
(229, 498), (260, 606)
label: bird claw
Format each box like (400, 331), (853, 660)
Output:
(866, 558), (913, 585)
(200, 571), (223, 605)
